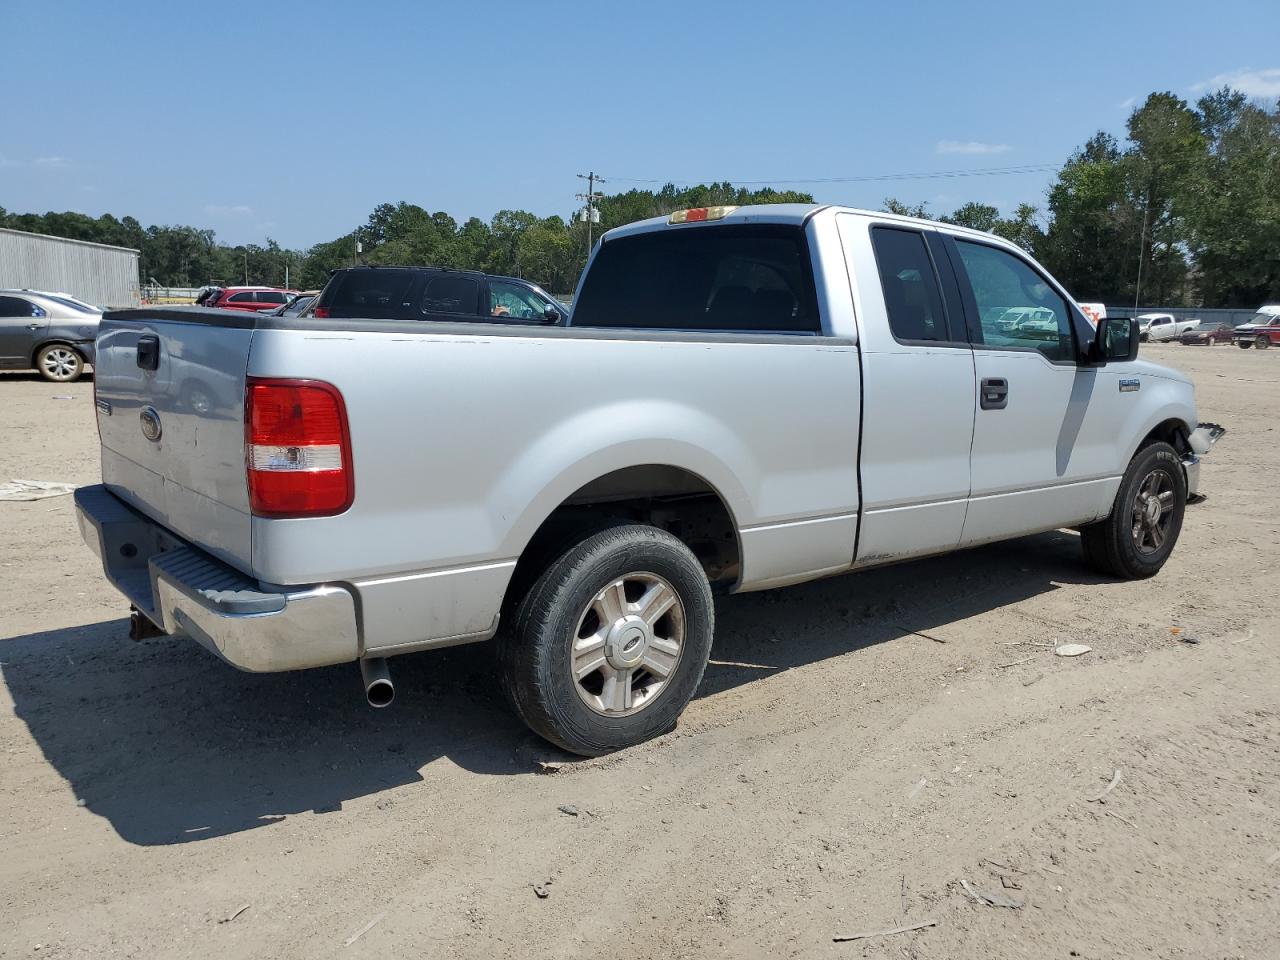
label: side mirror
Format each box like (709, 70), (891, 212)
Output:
(1092, 316), (1139, 364)
(542, 305), (562, 323)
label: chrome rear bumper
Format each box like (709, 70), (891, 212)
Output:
(74, 485), (359, 672)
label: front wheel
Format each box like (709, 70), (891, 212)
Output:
(36, 344), (84, 382)
(1238, 340), (1252, 349)
(498, 524), (714, 756)
(1080, 441), (1186, 579)
(1257, 336), (1270, 351)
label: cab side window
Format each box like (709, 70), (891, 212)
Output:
(954, 240), (1074, 361)
(0, 296), (46, 318)
(870, 227), (949, 343)
(489, 280), (551, 321)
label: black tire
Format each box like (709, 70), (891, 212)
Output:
(498, 524), (714, 756)
(1257, 336), (1270, 351)
(35, 343), (84, 383)
(1080, 441), (1186, 579)
(1139, 332), (1149, 343)
(1238, 340), (1252, 349)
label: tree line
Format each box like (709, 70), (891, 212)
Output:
(2, 86), (1276, 306)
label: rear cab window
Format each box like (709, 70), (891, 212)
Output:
(570, 224), (820, 333)
(869, 227), (951, 343)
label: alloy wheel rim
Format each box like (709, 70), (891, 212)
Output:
(42, 348), (78, 380)
(571, 572), (685, 717)
(1131, 469), (1175, 555)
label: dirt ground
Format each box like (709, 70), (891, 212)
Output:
(1, 342), (1277, 960)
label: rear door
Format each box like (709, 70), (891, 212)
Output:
(0, 295), (47, 361)
(839, 216), (976, 564)
(946, 235), (1119, 545)
(223, 291), (258, 311)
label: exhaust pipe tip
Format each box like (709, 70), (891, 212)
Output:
(359, 657), (395, 708)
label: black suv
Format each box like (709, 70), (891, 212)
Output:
(312, 267), (568, 325)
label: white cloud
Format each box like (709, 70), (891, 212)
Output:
(1191, 67), (1280, 99)
(204, 203), (254, 217)
(34, 156), (71, 169)
(936, 140), (1012, 156)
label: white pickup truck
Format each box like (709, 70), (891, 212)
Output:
(1137, 313), (1200, 342)
(76, 204), (1220, 755)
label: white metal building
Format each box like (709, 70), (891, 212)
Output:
(0, 227), (141, 308)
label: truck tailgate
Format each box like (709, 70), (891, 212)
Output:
(93, 309), (254, 572)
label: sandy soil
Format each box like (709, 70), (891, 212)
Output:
(1, 342), (1277, 960)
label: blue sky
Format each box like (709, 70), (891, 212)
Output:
(3, 0), (1278, 249)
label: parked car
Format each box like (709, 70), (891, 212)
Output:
(259, 291), (319, 317)
(1177, 322), (1233, 346)
(311, 267), (568, 324)
(1137, 313), (1200, 342)
(205, 286), (297, 312)
(77, 203), (1220, 756)
(0, 289), (101, 381)
(1233, 307), (1280, 349)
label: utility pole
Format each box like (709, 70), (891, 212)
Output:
(576, 172), (605, 254)
(243, 250), (248, 285)
(1133, 191), (1150, 312)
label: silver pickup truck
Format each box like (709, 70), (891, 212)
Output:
(76, 204), (1219, 755)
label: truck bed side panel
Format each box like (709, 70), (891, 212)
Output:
(245, 326), (862, 600)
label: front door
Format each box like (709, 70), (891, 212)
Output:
(946, 237), (1118, 545)
(0, 295), (47, 362)
(838, 216), (976, 565)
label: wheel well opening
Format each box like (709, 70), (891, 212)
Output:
(31, 340), (84, 366)
(503, 466), (742, 615)
(1139, 418), (1190, 456)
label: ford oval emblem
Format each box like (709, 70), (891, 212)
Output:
(139, 406), (163, 442)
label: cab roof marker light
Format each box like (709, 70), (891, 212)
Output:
(668, 205), (738, 225)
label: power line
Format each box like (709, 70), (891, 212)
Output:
(600, 163), (1059, 186)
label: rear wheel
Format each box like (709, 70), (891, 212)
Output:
(36, 344), (84, 382)
(1257, 336), (1270, 351)
(498, 524), (714, 756)
(1080, 441), (1185, 579)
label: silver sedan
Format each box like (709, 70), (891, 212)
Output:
(0, 289), (101, 382)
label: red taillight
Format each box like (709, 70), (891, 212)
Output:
(245, 378), (353, 518)
(313, 305), (330, 318)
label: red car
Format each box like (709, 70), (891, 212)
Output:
(204, 287), (297, 312)
(1177, 322), (1234, 346)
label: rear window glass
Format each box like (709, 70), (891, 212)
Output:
(870, 227), (949, 342)
(571, 224), (820, 333)
(227, 292), (256, 303)
(45, 295), (98, 313)
(256, 291), (288, 304)
(420, 275), (479, 315)
(321, 270), (419, 319)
